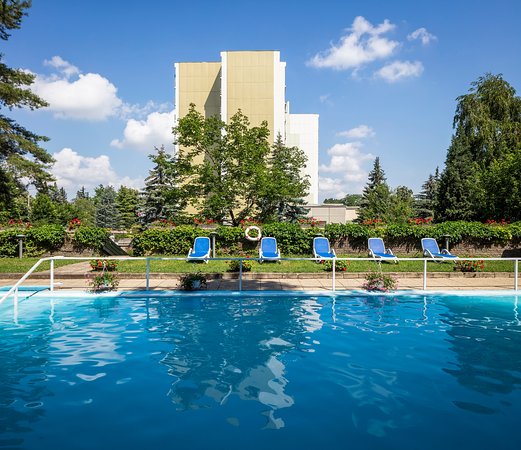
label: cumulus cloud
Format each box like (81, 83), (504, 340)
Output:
(318, 141), (374, 198)
(375, 60), (424, 82)
(51, 148), (144, 193)
(308, 16), (398, 71)
(111, 110), (175, 152)
(32, 62), (123, 120)
(337, 124), (375, 139)
(407, 27), (437, 45)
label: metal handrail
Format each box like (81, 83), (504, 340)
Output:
(0, 257), (52, 305)
(0, 255), (519, 303)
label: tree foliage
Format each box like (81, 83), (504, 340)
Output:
(0, 0), (54, 213)
(116, 185), (140, 229)
(415, 168), (439, 218)
(174, 105), (271, 225)
(436, 74), (521, 221)
(94, 185), (118, 228)
(139, 146), (186, 224)
(257, 134), (309, 223)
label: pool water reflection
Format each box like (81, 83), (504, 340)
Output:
(1, 293), (520, 449)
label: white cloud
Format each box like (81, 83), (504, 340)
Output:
(33, 71), (123, 121)
(43, 56), (79, 78)
(407, 27), (437, 45)
(318, 142), (374, 198)
(308, 16), (398, 71)
(51, 148), (144, 193)
(375, 60), (424, 82)
(337, 124), (375, 139)
(111, 110), (175, 152)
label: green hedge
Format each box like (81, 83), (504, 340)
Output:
(72, 227), (110, 252)
(0, 225), (65, 257)
(1, 221), (519, 258)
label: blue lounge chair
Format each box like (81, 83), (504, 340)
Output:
(421, 238), (458, 260)
(368, 237), (398, 263)
(313, 237), (336, 260)
(187, 236), (211, 263)
(259, 237), (280, 262)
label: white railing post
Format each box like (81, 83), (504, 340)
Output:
(145, 258), (150, 290)
(50, 258), (55, 292)
(515, 259), (519, 291)
(239, 259), (243, 292)
(332, 259), (336, 292)
(423, 259), (427, 291)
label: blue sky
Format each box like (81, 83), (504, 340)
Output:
(6, 0), (521, 200)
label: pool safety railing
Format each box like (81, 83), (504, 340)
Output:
(0, 255), (519, 303)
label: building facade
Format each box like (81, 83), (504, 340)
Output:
(174, 50), (319, 204)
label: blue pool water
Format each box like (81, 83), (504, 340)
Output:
(1, 292), (521, 450)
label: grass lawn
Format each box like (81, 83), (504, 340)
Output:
(114, 255), (516, 274)
(0, 255), (516, 274)
(0, 258), (81, 273)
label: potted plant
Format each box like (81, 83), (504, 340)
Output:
(362, 270), (397, 292)
(88, 271), (119, 292)
(179, 271), (208, 291)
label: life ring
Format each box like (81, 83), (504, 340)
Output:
(245, 225), (262, 242)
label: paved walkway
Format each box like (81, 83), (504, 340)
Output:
(1, 271), (518, 292)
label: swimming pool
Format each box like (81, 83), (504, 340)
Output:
(1, 291), (520, 449)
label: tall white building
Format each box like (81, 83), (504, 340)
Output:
(175, 50), (319, 204)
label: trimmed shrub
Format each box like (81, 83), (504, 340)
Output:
(73, 227), (110, 252)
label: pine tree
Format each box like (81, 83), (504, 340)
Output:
(116, 186), (140, 230)
(415, 168), (439, 218)
(358, 157), (391, 221)
(94, 185), (118, 229)
(140, 146), (185, 224)
(75, 186), (90, 200)
(0, 1), (54, 213)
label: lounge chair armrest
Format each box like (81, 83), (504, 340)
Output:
(441, 249), (450, 255)
(386, 248), (395, 256)
(332, 249), (336, 256)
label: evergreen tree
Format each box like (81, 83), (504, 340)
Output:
(30, 193), (58, 225)
(94, 185), (118, 228)
(140, 146), (185, 224)
(0, 1), (54, 214)
(75, 186), (90, 200)
(358, 157), (391, 221)
(415, 168), (439, 218)
(72, 197), (96, 227)
(257, 134), (310, 223)
(116, 186), (140, 229)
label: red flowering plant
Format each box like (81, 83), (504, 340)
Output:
(298, 217), (320, 226)
(68, 217), (82, 230)
(239, 217), (260, 227)
(454, 260), (485, 273)
(485, 219), (510, 225)
(362, 218), (384, 226)
(6, 219), (31, 228)
(90, 259), (119, 272)
(407, 217), (433, 225)
(193, 216), (216, 226)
